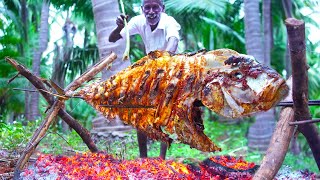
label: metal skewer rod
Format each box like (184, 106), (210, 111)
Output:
(289, 118), (320, 126)
(277, 100), (320, 106)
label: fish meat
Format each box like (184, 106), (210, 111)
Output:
(75, 49), (289, 152)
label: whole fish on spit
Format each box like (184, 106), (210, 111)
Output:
(75, 49), (289, 152)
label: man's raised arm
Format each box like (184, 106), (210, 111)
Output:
(108, 14), (128, 42)
(109, 27), (123, 42)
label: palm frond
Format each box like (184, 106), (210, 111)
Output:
(165, 0), (228, 15)
(0, 7), (24, 34)
(201, 16), (245, 44)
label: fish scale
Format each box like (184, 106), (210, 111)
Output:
(76, 49), (289, 152)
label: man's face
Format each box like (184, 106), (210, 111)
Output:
(142, 0), (164, 26)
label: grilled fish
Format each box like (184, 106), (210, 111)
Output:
(75, 49), (289, 152)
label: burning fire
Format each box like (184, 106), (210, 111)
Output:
(209, 156), (256, 170)
(21, 152), (258, 179)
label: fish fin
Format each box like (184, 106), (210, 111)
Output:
(173, 100), (221, 152)
(138, 125), (173, 147)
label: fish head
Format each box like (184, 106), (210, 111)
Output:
(201, 50), (289, 118)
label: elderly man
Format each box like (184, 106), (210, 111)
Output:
(109, 0), (180, 54)
(109, 0), (181, 159)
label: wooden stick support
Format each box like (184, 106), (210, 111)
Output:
(253, 107), (295, 180)
(286, 18), (320, 170)
(15, 100), (63, 172)
(6, 57), (99, 154)
(65, 52), (117, 92)
(254, 17), (320, 179)
(7, 52), (117, 176)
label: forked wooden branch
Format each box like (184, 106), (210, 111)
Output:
(286, 18), (320, 169)
(6, 52), (117, 174)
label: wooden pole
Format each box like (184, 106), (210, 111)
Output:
(253, 107), (295, 180)
(285, 18), (320, 170)
(15, 100), (63, 172)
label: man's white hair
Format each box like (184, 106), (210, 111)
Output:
(142, 0), (164, 6)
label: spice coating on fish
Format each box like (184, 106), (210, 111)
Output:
(76, 49), (289, 152)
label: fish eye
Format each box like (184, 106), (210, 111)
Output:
(234, 72), (243, 79)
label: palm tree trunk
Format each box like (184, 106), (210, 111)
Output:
(263, 0), (272, 66)
(21, 0), (28, 55)
(91, 0), (130, 79)
(29, 0), (50, 120)
(282, 0), (293, 78)
(91, 0), (131, 141)
(245, 0), (276, 153)
(20, 0), (30, 120)
(244, 0), (264, 62)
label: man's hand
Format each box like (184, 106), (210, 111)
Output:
(116, 14), (129, 29)
(109, 14), (129, 42)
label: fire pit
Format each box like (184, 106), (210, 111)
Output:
(20, 152), (259, 179)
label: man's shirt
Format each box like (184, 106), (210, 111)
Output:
(120, 13), (181, 54)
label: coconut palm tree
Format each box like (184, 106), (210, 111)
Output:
(29, 0), (50, 120)
(91, 0), (130, 78)
(90, 0), (131, 137)
(244, 0), (264, 61)
(244, 0), (277, 153)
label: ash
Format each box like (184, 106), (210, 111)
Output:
(275, 166), (317, 180)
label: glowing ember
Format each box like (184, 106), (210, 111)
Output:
(21, 153), (258, 179)
(209, 156), (256, 170)
(200, 156), (259, 179)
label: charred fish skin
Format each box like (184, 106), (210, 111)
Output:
(77, 49), (288, 153)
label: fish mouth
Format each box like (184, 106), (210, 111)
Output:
(271, 80), (289, 106)
(192, 100), (205, 132)
(259, 79), (289, 108)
